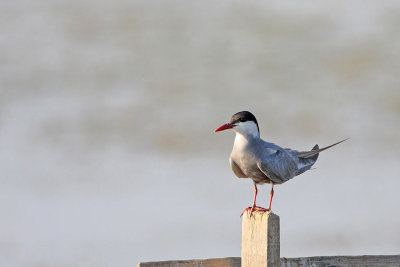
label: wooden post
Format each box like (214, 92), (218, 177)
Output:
(241, 211), (280, 267)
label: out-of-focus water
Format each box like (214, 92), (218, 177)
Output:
(1, 1), (400, 266)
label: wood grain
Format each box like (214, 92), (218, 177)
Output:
(241, 211), (280, 267)
(138, 255), (400, 267)
(137, 257), (240, 267)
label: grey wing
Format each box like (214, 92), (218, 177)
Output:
(229, 158), (247, 178)
(257, 150), (298, 184)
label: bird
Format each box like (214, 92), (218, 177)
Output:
(215, 111), (347, 216)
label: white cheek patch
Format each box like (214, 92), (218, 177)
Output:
(233, 121), (259, 137)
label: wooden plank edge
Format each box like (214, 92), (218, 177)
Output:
(137, 257), (241, 267)
(138, 254), (400, 267)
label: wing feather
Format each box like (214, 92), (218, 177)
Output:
(257, 150), (298, 184)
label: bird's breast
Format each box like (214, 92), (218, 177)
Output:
(230, 150), (267, 182)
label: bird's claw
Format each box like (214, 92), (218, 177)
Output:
(240, 206), (270, 217)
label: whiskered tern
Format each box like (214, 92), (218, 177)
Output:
(215, 111), (346, 216)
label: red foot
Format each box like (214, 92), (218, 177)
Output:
(240, 206), (270, 217)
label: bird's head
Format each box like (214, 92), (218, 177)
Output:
(215, 111), (259, 137)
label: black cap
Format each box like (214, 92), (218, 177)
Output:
(229, 111), (259, 133)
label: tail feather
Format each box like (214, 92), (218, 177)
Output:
(295, 144), (319, 176)
(297, 138), (348, 159)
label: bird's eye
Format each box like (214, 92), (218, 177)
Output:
(239, 118), (246, 122)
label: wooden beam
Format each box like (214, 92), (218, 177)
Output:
(241, 211), (280, 267)
(137, 257), (240, 267)
(138, 255), (400, 267)
(281, 254), (400, 266)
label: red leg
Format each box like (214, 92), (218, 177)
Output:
(267, 183), (274, 211)
(241, 183), (268, 217)
(251, 183), (258, 211)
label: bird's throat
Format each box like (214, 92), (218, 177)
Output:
(233, 133), (250, 150)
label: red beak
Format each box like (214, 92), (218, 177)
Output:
(215, 123), (236, 132)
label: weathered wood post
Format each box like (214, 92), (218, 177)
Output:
(241, 211), (280, 267)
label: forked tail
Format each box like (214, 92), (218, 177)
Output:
(297, 138), (348, 159)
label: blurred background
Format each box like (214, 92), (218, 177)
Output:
(1, 0), (400, 266)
